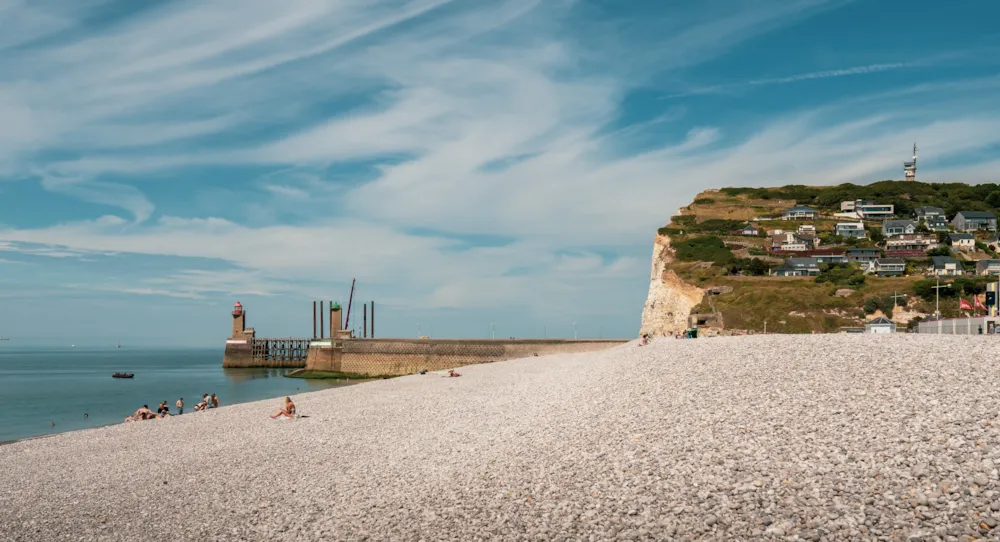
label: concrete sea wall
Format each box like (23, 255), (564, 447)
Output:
(305, 338), (629, 376)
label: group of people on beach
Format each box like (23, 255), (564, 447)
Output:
(124, 393), (219, 422)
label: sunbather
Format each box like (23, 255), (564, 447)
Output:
(270, 397), (296, 420)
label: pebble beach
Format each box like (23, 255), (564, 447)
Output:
(3, 334), (1000, 541)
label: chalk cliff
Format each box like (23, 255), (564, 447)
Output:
(638, 234), (705, 337)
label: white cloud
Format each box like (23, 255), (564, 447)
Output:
(1, 0), (999, 334)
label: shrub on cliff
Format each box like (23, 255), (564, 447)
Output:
(673, 236), (734, 264)
(815, 264), (866, 287)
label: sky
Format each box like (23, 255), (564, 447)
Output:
(1, 0), (999, 346)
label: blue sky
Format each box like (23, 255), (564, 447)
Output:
(1, 0), (999, 346)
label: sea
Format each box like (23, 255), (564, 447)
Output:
(0, 346), (352, 443)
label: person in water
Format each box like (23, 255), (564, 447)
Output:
(270, 397), (296, 419)
(176, 398), (183, 415)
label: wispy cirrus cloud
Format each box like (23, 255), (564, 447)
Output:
(0, 0), (998, 342)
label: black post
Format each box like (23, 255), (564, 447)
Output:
(371, 301), (374, 338)
(320, 301), (324, 339)
(312, 301), (317, 339)
(363, 304), (368, 338)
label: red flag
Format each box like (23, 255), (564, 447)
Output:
(976, 296), (987, 310)
(960, 298), (974, 311)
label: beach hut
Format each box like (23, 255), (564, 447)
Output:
(865, 316), (896, 334)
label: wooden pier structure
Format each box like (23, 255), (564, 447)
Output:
(250, 338), (311, 364)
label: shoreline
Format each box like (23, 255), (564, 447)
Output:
(7, 336), (1000, 541)
(0, 376), (365, 446)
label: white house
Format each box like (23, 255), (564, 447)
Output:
(841, 200), (895, 220)
(865, 258), (906, 277)
(929, 256), (962, 276)
(948, 232), (976, 251)
(834, 222), (867, 239)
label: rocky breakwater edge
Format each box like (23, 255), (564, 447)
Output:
(3, 334), (1000, 540)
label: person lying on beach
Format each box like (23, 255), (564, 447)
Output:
(448, 369), (461, 377)
(194, 394), (209, 411)
(270, 397), (296, 420)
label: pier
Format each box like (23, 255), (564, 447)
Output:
(222, 300), (628, 373)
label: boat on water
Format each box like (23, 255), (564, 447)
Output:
(116, 340), (121, 348)
(112, 373), (134, 379)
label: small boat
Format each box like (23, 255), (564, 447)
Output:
(112, 373), (134, 379)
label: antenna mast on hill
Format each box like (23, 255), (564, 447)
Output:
(904, 142), (917, 182)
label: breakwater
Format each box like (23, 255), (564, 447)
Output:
(220, 301), (627, 374)
(304, 338), (628, 376)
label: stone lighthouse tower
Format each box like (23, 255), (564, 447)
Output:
(230, 301), (254, 340)
(231, 301), (245, 338)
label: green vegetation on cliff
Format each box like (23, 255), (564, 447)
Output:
(658, 181), (1000, 333)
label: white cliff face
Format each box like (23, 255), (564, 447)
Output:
(639, 235), (706, 337)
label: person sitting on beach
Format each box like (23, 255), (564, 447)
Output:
(157, 401), (170, 416)
(194, 394), (209, 411)
(210, 394), (219, 409)
(270, 397), (296, 420)
(176, 398), (184, 415)
(448, 369), (461, 377)
(638, 334), (650, 346)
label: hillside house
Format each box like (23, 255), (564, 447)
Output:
(989, 234), (1000, 252)
(847, 248), (881, 263)
(948, 232), (975, 251)
(882, 220), (917, 237)
(737, 224), (760, 236)
(913, 206), (945, 222)
(840, 200), (895, 220)
(976, 259), (1000, 276)
(952, 211), (997, 232)
(926, 217), (950, 232)
(884, 234), (939, 253)
(770, 232), (808, 252)
(865, 257), (906, 276)
(834, 222), (867, 239)
(865, 316), (896, 334)
(774, 258), (820, 277)
(781, 205), (818, 220)
(807, 249), (848, 264)
(797, 224), (816, 235)
(797, 232), (821, 249)
(929, 255), (962, 276)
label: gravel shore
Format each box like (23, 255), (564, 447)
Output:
(3, 334), (1000, 541)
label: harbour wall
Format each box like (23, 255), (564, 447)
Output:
(300, 338), (629, 376)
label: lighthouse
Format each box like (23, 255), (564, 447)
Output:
(231, 301), (245, 338)
(904, 143), (917, 182)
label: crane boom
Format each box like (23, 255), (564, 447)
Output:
(344, 278), (356, 330)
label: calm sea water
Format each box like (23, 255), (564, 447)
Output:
(0, 347), (349, 443)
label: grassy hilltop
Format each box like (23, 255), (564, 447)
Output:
(658, 181), (1000, 334)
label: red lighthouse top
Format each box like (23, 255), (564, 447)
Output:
(233, 302), (243, 316)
